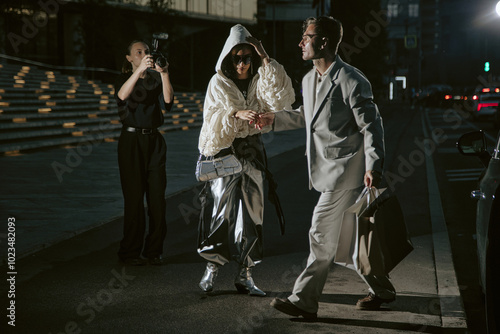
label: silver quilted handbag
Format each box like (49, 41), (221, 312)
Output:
(195, 147), (242, 182)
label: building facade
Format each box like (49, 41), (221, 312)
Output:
(381, 0), (500, 99)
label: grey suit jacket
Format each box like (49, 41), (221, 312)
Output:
(274, 56), (384, 192)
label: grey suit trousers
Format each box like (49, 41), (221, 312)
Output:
(288, 186), (396, 313)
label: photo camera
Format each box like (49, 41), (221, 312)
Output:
(149, 32), (169, 68)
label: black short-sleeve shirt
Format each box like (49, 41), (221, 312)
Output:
(114, 71), (173, 129)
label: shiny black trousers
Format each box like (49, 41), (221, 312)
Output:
(198, 160), (265, 267)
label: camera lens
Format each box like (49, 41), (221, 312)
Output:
(156, 56), (167, 68)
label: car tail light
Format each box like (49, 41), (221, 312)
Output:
(482, 88), (491, 93)
(496, 88), (500, 93)
(477, 102), (499, 111)
(473, 95), (478, 100)
(445, 95), (452, 100)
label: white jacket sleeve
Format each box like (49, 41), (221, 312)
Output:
(231, 59), (295, 137)
(198, 75), (245, 156)
(199, 60), (295, 156)
(257, 59), (295, 112)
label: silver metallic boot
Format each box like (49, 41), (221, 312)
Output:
(234, 266), (266, 297)
(199, 262), (218, 292)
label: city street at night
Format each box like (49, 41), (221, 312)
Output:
(2, 100), (497, 333)
(2, 0), (500, 333)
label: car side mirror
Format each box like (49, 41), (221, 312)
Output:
(457, 131), (490, 167)
(457, 131), (486, 155)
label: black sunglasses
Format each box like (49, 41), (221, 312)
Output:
(231, 54), (252, 65)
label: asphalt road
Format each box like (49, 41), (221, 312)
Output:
(2, 101), (489, 333)
(423, 104), (500, 334)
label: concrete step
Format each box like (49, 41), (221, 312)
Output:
(0, 109), (117, 123)
(0, 81), (102, 90)
(0, 91), (109, 99)
(0, 99), (202, 110)
(0, 123), (122, 143)
(0, 107), (201, 123)
(0, 121), (203, 155)
(0, 103), (116, 114)
(1, 97), (111, 106)
(0, 62), (205, 155)
(0, 110), (201, 127)
(0, 115), (201, 142)
(0, 117), (109, 129)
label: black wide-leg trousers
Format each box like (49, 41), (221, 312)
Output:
(117, 130), (167, 260)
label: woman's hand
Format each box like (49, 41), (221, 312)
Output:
(234, 110), (259, 123)
(246, 36), (270, 65)
(137, 55), (154, 74)
(154, 61), (169, 74)
(117, 55), (153, 100)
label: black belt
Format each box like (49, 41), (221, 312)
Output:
(213, 147), (234, 158)
(124, 127), (158, 135)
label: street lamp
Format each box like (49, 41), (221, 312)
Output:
(497, 1), (500, 16)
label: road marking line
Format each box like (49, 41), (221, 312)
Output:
(437, 147), (462, 154)
(447, 174), (480, 178)
(446, 169), (481, 182)
(448, 177), (480, 182)
(446, 168), (484, 173)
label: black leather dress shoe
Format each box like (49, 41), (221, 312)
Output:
(148, 256), (164, 265)
(356, 293), (396, 310)
(270, 298), (317, 319)
(120, 257), (147, 266)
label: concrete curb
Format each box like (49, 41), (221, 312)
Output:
(422, 111), (468, 328)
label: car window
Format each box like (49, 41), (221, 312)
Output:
(479, 95), (500, 102)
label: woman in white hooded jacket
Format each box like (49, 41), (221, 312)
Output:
(197, 24), (295, 296)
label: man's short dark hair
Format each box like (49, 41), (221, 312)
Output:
(303, 16), (343, 55)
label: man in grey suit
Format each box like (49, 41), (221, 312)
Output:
(257, 16), (395, 319)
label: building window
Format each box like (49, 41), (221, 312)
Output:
(388, 3), (398, 18)
(409, 4), (419, 17)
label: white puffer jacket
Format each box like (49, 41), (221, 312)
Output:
(198, 24), (295, 157)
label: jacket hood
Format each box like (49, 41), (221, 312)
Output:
(215, 24), (253, 72)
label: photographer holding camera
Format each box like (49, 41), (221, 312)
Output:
(114, 39), (173, 266)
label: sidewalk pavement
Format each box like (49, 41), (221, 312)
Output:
(0, 104), (469, 332)
(0, 127), (306, 261)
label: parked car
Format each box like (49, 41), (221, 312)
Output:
(471, 87), (500, 124)
(441, 90), (465, 109)
(457, 130), (500, 333)
(461, 87), (477, 115)
(417, 84), (453, 108)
